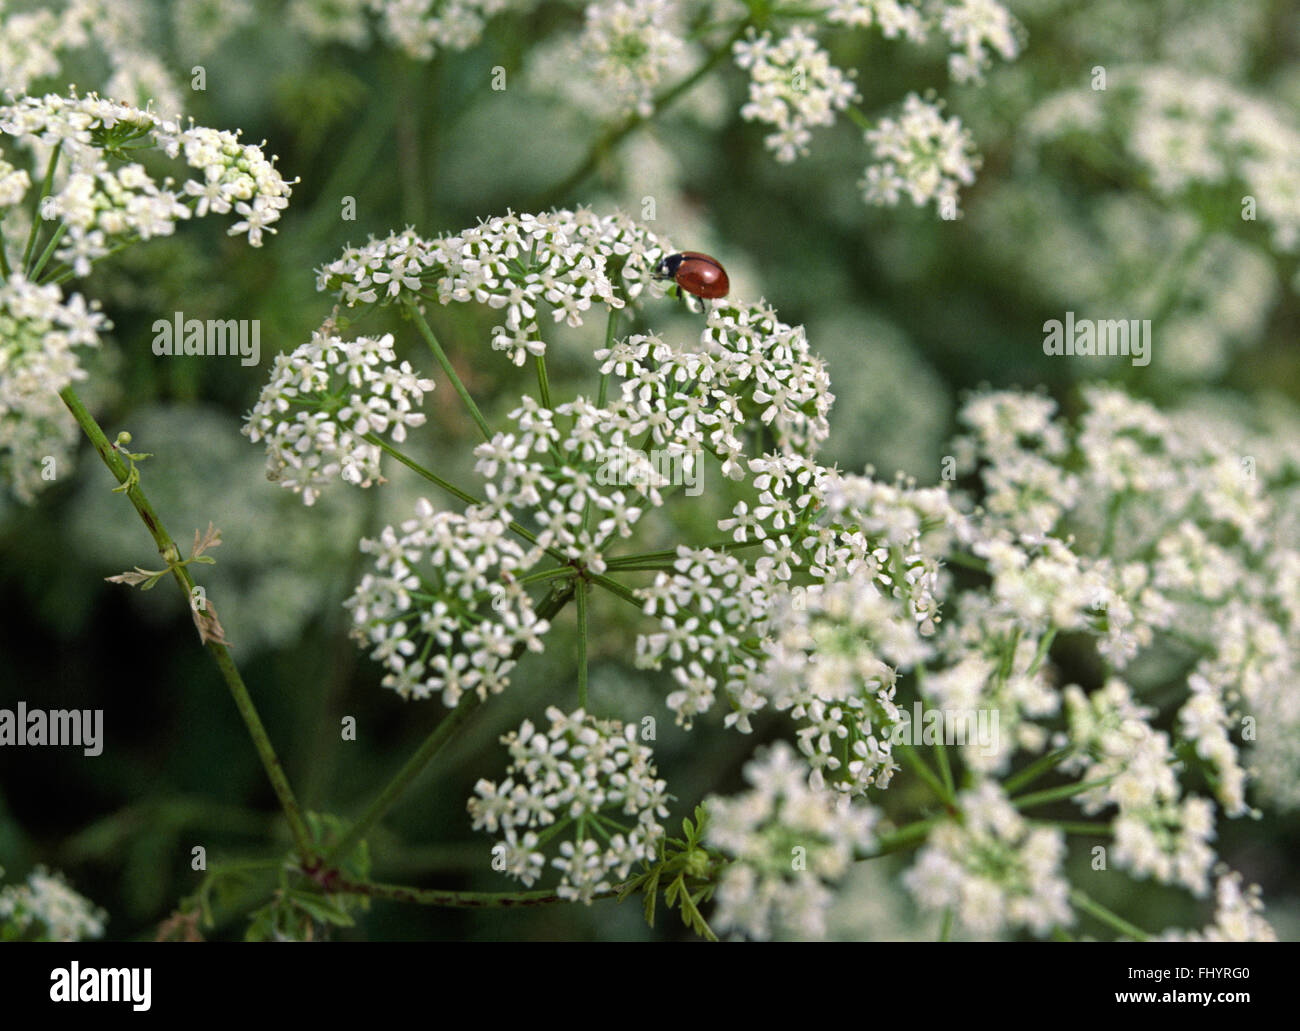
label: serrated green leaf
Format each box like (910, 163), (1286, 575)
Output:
(287, 890), (355, 927)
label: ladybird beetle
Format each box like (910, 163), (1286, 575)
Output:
(653, 251), (729, 300)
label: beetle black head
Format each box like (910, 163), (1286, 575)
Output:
(653, 253), (684, 279)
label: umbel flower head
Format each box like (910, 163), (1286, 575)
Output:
(0, 274), (108, 502)
(0, 91), (295, 278)
(345, 498), (548, 705)
(704, 741), (878, 940)
(316, 209), (669, 365)
(243, 331), (434, 506)
(468, 707), (670, 902)
(261, 208), (845, 714)
(903, 780), (1071, 938)
(0, 865), (105, 942)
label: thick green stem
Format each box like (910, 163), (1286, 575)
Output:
(59, 386), (315, 860)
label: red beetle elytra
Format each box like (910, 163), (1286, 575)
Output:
(653, 251), (729, 300)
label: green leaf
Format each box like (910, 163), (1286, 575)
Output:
(286, 889), (355, 928)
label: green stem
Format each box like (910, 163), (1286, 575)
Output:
(1070, 889), (1151, 941)
(23, 141), (62, 272)
(42, 238), (134, 285)
(534, 354), (552, 409)
(405, 301), (492, 441)
(606, 539), (763, 567)
(860, 816), (940, 859)
(28, 221), (67, 281)
(576, 580), (590, 710)
(1012, 774), (1116, 810)
(329, 877), (620, 908)
(365, 433), (562, 558)
(933, 739), (955, 799)
(944, 551), (989, 573)
(587, 571), (642, 611)
(536, 21), (752, 206)
(324, 690), (484, 866)
(1030, 820), (1114, 837)
(59, 386), (314, 861)
(844, 104), (874, 133)
(515, 564), (577, 586)
(324, 578), (577, 865)
(1026, 627), (1058, 677)
(1003, 746), (1073, 795)
(597, 304), (618, 407)
(895, 742), (956, 807)
(364, 433), (478, 506)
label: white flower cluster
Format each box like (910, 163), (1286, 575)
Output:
(301, 211), (852, 716)
(346, 497), (549, 704)
(671, 380), (1290, 937)
(243, 331), (434, 506)
(0, 92), (295, 277)
(0, 274), (108, 502)
(368, 0), (525, 60)
(937, 0), (1020, 84)
(722, 3), (1014, 199)
(474, 394), (675, 572)
(172, 0), (258, 58)
(957, 385), (1289, 805)
(631, 389), (844, 730)
(285, 0), (531, 56)
(815, 0), (926, 39)
(1059, 679), (1216, 895)
(754, 578), (921, 796)
(288, 0), (372, 48)
(939, 383), (1300, 910)
(1028, 66), (1300, 255)
(468, 707), (670, 902)
(732, 27), (859, 164)
(705, 741), (878, 940)
(270, 205), (1293, 939)
(528, 0), (695, 121)
(861, 93), (979, 217)
(0, 865), (105, 942)
(903, 781), (1072, 937)
(1159, 869), (1276, 942)
(0, 0), (182, 111)
(637, 463), (950, 736)
(317, 210), (669, 366)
